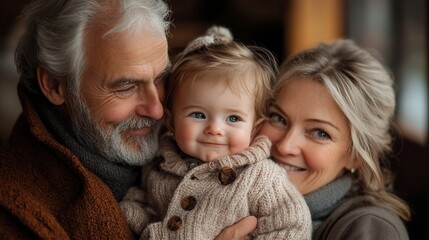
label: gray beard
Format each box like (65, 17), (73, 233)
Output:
(67, 92), (160, 166)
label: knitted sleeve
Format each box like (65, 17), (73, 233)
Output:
(249, 161), (312, 239)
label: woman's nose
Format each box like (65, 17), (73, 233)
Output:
(204, 121), (225, 136)
(276, 129), (301, 156)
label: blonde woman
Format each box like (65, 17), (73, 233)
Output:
(258, 39), (411, 239)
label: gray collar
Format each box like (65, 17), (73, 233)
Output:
(304, 173), (353, 230)
(37, 102), (139, 201)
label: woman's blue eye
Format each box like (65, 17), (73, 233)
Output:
(190, 112), (206, 119)
(312, 129), (331, 140)
(226, 115), (241, 122)
(269, 112), (286, 125)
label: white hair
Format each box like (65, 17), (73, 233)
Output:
(16, 0), (170, 96)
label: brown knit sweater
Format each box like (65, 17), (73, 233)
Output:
(0, 88), (132, 239)
(121, 135), (312, 239)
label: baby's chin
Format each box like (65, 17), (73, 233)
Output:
(201, 151), (222, 162)
(189, 148), (246, 162)
(197, 148), (246, 162)
(194, 150), (231, 163)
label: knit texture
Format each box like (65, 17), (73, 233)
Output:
(121, 135), (312, 239)
(0, 85), (133, 239)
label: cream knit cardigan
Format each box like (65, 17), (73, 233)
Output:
(121, 135), (312, 239)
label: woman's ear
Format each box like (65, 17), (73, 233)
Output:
(37, 65), (66, 105)
(346, 157), (361, 173)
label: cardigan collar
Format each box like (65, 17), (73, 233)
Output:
(157, 134), (272, 177)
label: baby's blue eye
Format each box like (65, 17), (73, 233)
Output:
(190, 112), (206, 119)
(226, 115), (241, 122)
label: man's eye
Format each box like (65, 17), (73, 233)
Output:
(190, 112), (206, 119)
(116, 86), (136, 96)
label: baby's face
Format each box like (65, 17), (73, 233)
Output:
(172, 77), (256, 162)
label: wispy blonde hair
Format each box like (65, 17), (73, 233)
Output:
(165, 27), (278, 134)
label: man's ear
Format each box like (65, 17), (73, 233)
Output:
(37, 65), (66, 105)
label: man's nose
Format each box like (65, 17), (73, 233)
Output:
(135, 83), (164, 120)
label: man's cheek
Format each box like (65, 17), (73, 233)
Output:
(93, 104), (135, 126)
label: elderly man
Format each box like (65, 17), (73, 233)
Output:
(0, 0), (255, 239)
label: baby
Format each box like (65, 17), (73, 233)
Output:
(120, 26), (311, 239)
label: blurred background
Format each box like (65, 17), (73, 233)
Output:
(0, 0), (427, 238)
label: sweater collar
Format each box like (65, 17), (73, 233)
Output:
(304, 173), (353, 230)
(158, 135), (272, 177)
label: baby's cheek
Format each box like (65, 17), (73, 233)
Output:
(229, 132), (252, 154)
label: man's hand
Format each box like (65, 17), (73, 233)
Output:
(215, 216), (257, 240)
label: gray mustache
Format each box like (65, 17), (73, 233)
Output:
(116, 117), (159, 132)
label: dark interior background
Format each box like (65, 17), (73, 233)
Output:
(0, 0), (427, 239)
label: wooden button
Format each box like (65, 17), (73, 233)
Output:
(218, 167), (237, 185)
(181, 196), (197, 211)
(167, 215), (182, 231)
